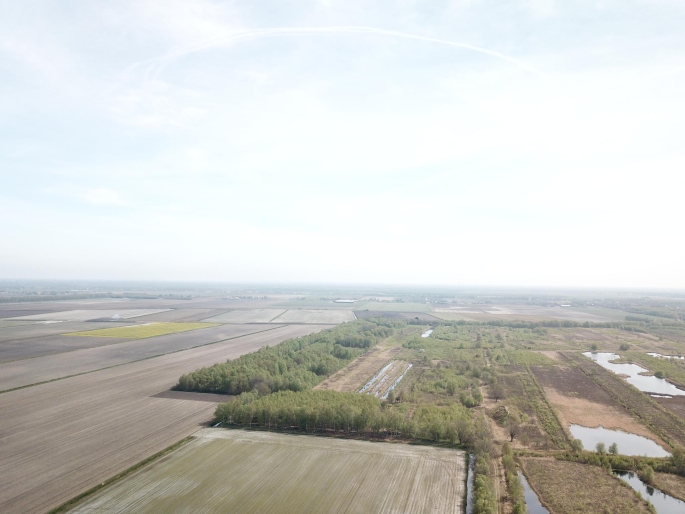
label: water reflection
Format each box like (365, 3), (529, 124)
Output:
(518, 472), (549, 514)
(583, 352), (685, 396)
(569, 424), (671, 457)
(647, 353), (684, 360)
(615, 471), (685, 514)
(421, 329), (433, 338)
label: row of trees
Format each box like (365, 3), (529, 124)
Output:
(176, 319), (402, 395)
(214, 390), (484, 443)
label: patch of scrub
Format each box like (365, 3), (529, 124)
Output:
(584, 352), (685, 396)
(615, 471), (685, 514)
(569, 424), (671, 457)
(518, 471), (549, 514)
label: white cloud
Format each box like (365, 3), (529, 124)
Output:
(80, 188), (125, 206)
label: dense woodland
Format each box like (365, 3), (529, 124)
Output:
(176, 319), (402, 395)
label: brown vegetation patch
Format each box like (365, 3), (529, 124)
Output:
(544, 387), (668, 446)
(314, 345), (403, 392)
(532, 365), (616, 407)
(520, 457), (652, 514)
(653, 472), (685, 502)
(654, 396), (685, 423)
(536, 350), (562, 361)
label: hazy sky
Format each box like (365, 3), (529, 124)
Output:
(1, 1), (684, 287)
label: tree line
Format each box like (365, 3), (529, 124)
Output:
(176, 319), (403, 395)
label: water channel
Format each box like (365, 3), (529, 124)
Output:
(614, 471), (685, 514)
(421, 329), (433, 338)
(569, 424), (671, 457)
(647, 352), (684, 360)
(583, 352), (685, 396)
(518, 471), (549, 514)
(465, 454), (474, 514)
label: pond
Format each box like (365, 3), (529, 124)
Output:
(647, 352), (684, 360)
(518, 471), (549, 514)
(583, 352), (685, 396)
(421, 329), (433, 338)
(569, 424), (671, 457)
(615, 471), (685, 514)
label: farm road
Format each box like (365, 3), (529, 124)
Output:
(0, 324), (327, 514)
(0, 324), (271, 391)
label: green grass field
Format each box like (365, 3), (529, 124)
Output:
(66, 322), (217, 339)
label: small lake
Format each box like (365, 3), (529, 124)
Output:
(421, 329), (433, 338)
(569, 424), (671, 457)
(518, 471), (549, 514)
(465, 454), (474, 514)
(615, 471), (685, 514)
(583, 352), (685, 396)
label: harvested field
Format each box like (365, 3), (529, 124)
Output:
(202, 309), (286, 323)
(67, 429), (466, 514)
(0, 333), (130, 363)
(353, 301), (431, 312)
(131, 308), (228, 322)
(314, 345), (403, 392)
(66, 322), (217, 339)
(0, 321), (123, 344)
(0, 324), (326, 514)
(354, 311), (438, 321)
(6, 309), (171, 322)
(271, 309), (356, 324)
(0, 310), (54, 319)
(654, 396), (685, 423)
(0, 324), (275, 391)
(520, 457), (652, 514)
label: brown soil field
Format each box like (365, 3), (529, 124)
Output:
(203, 309), (286, 323)
(654, 396), (685, 423)
(68, 429), (466, 514)
(0, 324), (326, 514)
(131, 308), (229, 322)
(0, 321), (124, 344)
(0, 310), (55, 319)
(544, 387), (668, 446)
(520, 457), (652, 514)
(0, 324), (277, 391)
(532, 365), (670, 446)
(653, 472), (685, 502)
(315, 345), (403, 392)
(271, 309), (356, 324)
(354, 311), (438, 321)
(7, 309), (172, 322)
(0, 331), (137, 363)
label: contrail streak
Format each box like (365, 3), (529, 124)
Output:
(131, 26), (555, 87)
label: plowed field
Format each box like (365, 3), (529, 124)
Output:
(0, 324), (326, 514)
(67, 429), (466, 514)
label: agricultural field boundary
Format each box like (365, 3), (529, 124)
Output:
(518, 366), (571, 449)
(561, 352), (685, 448)
(47, 436), (194, 514)
(0, 324), (285, 395)
(65, 322), (218, 339)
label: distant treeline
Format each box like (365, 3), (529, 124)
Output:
(0, 293), (112, 303)
(176, 319), (403, 395)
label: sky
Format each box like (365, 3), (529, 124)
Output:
(1, 1), (684, 288)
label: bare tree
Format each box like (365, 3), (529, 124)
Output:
(490, 384), (504, 402)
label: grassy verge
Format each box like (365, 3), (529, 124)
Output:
(47, 436), (193, 514)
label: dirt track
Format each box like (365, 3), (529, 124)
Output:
(0, 324), (326, 514)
